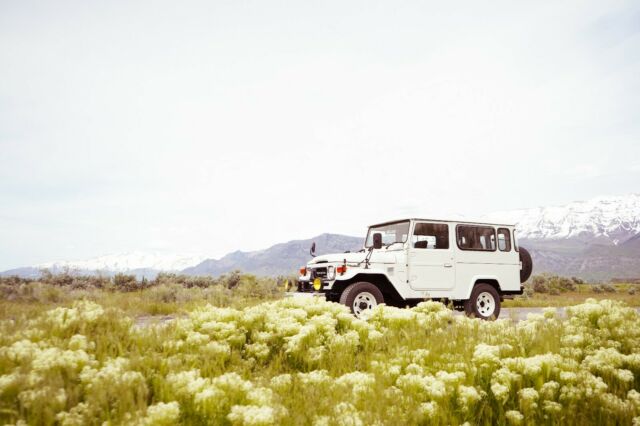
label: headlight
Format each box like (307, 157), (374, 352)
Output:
(327, 266), (336, 280)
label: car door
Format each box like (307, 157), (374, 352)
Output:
(407, 221), (455, 290)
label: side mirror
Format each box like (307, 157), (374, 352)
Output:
(310, 242), (316, 257)
(372, 233), (383, 249)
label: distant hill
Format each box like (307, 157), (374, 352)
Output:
(183, 233), (363, 277)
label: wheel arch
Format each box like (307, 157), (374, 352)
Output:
(464, 277), (501, 300)
(331, 273), (405, 306)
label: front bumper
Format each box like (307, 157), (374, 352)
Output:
(297, 279), (333, 292)
(285, 292), (327, 299)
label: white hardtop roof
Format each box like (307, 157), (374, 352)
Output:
(370, 218), (517, 228)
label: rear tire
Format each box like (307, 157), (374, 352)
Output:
(519, 247), (533, 283)
(464, 283), (501, 320)
(339, 282), (384, 318)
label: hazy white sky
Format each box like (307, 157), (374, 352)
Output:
(1, 0), (639, 269)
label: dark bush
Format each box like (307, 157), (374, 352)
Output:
(0, 275), (32, 286)
(41, 269), (74, 287)
(531, 275), (549, 293)
(70, 275), (111, 290)
(113, 273), (139, 291)
(553, 276), (577, 292)
(222, 271), (242, 289)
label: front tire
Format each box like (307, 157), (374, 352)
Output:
(464, 283), (501, 320)
(339, 282), (384, 318)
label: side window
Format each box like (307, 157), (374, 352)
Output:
(412, 223), (449, 249)
(498, 228), (511, 252)
(457, 225), (496, 251)
(514, 230), (519, 252)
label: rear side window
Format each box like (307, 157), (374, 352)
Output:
(498, 228), (511, 251)
(412, 223), (449, 249)
(457, 225), (496, 251)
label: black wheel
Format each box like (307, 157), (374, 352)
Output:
(464, 283), (501, 320)
(339, 282), (384, 318)
(519, 247), (533, 283)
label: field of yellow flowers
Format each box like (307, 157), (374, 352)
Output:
(1, 297), (639, 425)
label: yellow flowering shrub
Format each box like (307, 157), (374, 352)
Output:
(0, 298), (638, 424)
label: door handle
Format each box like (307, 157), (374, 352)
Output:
(444, 263), (453, 268)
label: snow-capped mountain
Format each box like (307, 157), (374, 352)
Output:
(38, 252), (207, 274)
(485, 194), (640, 244)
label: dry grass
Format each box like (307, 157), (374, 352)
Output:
(505, 283), (640, 308)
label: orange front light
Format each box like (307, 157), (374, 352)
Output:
(336, 265), (347, 275)
(299, 267), (307, 276)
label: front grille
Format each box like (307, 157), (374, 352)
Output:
(311, 267), (327, 279)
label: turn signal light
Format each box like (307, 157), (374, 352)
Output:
(336, 265), (347, 275)
(299, 267), (307, 276)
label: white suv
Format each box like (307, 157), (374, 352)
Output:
(291, 219), (532, 320)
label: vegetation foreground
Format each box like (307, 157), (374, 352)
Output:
(1, 297), (639, 425)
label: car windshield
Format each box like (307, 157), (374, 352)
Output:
(365, 221), (410, 248)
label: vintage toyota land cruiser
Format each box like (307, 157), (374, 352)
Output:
(291, 219), (532, 320)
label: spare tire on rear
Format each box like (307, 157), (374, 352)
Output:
(519, 247), (533, 283)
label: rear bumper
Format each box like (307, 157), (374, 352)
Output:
(501, 286), (524, 299)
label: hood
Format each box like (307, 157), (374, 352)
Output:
(309, 249), (400, 265)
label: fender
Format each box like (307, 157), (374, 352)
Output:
(464, 275), (501, 300)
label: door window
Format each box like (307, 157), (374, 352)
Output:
(412, 223), (449, 249)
